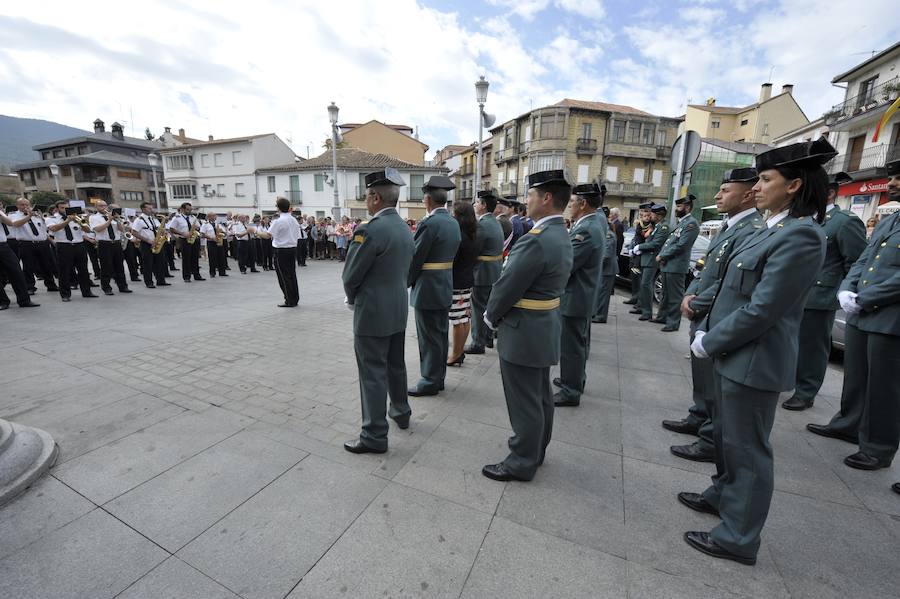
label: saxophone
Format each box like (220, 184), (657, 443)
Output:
(214, 222), (224, 247)
(152, 214), (168, 254)
(187, 218), (200, 245)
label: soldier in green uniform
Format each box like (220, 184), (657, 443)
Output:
(553, 181), (607, 407)
(680, 139), (830, 565)
(594, 204), (618, 324)
(781, 172), (866, 411)
(481, 170), (574, 481)
(465, 190), (504, 355)
(663, 168), (763, 463)
(623, 201), (653, 306)
(407, 176), (462, 397)
(630, 204), (670, 321)
(808, 157), (900, 472)
(654, 194), (700, 332)
(341, 168), (415, 454)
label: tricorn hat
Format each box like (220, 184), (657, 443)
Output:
(829, 171), (853, 186)
(364, 167), (406, 188)
(883, 158), (900, 177)
(650, 203), (668, 214)
(675, 193), (697, 205)
(527, 169), (571, 190)
(477, 189), (500, 200)
(422, 175), (455, 191)
(638, 201), (653, 210)
(722, 167), (759, 184)
(755, 138), (837, 172)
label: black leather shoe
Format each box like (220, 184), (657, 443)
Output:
(553, 391), (580, 407)
(464, 345), (485, 355)
(844, 451), (892, 470)
(677, 492), (720, 516)
(0, 301), (9, 310)
(157, 282), (171, 286)
(781, 396), (813, 411)
(103, 290), (115, 296)
(671, 442), (715, 463)
(250, 269), (260, 273)
(481, 463), (530, 482)
(623, 299), (637, 305)
(194, 276), (206, 281)
(650, 317), (666, 324)
(277, 303), (297, 308)
(485, 338), (494, 349)
(638, 314), (651, 321)
(684, 532), (756, 566)
(805, 423), (858, 444)
(629, 308), (642, 314)
(662, 419), (701, 436)
(447, 354), (464, 367)
(83, 293), (99, 298)
(408, 384), (439, 397)
(392, 414), (410, 430)
(892, 483), (900, 495)
(146, 284), (156, 288)
(131, 277), (141, 282)
(119, 289), (133, 293)
(61, 297), (71, 302)
(661, 325), (679, 332)
(552, 377), (562, 388)
(19, 300), (40, 307)
(592, 318), (607, 323)
(343, 439), (386, 454)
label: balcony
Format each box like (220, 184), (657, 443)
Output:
(605, 141), (659, 160)
(604, 181), (656, 197)
(519, 141), (532, 154)
(824, 76), (900, 130)
(457, 188), (473, 200)
(576, 138), (598, 155)
(459, 163), (474, 176)
(74, 168), (110, 184)
(500, 181), (518, 197)
(494, 146), (519, 163)
(656, 145), (672, 159)
(825, 143), (900, 176)
(284, 190), (303, 205)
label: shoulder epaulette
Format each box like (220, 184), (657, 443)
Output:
(529, 228), (543, 235)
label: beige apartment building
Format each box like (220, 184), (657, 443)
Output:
(338, 120), (429, 165)
(682, 83), (809, 144)
(454, 140), (492, 201)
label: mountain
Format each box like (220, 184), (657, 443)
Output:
(0, 115), (89, 171)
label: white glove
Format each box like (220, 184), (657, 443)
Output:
(690, 331), (709, 359)
(837, 290), (861, 315)
(633, 246), (642, 256)
(344, 296), (354, 311)
(483, 315), (496, 331)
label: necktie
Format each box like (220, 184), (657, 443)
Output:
(107, 221), (116, 240)
(29, 219), (39, 236)
(65, 223), (73, 241)
(720, 221), (729, 233)
(1, 222), (8, 235)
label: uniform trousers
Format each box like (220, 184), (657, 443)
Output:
(7, 239), (35, 289)
(792, 308), (836, 404)
(178, 238), (200, 280)
(236, 239), (251, 272)
(354, 331), (411, 451)
(558, 315), (590, 403)
(0, 242), (31, 305)
(701, 374), (778, 560)
(638, 265), (657, 317)
(296, 238), (307, 266)
(84, 241), (100, 277)
(686, 328), (716, 452)
(658, 271), (686, 329)
(165, 239), (176, 270)
(828, 323), (900, 462)
(18, 241), (58, 290)
(98, 240), (129, 292)
(414, 308), (449, 390)
(261, 238), (274, 269)
(273, 247), (299, 306)
(499, 358), (553, 480)
(139, 241), (167, 286)
(470, 284), (491, 348)
(629, 261), (641, 302)
(207, 243), (227, 276)
(56, 243), (93, 298)
(124, 241), (141, 280)
(593, 274), (615, 321)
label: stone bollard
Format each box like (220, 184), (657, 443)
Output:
(0, 418), (58, 506)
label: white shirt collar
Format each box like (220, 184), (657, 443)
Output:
(373, 206), (396, 219)
(766, 210), (789, 228)
(574, 212), (596, 228)
(428, 206), (448, 217)
(478, 212), (490, 220)
(725, 207), (758, 229)
(533, 214), (564, 229)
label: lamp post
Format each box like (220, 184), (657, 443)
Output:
(147, 153), (161, 211)
(475, 76), (489, 196)
(328, 102), (340, 221)
(48, 163), (60, 194)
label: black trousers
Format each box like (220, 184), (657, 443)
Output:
(98, 240), (129, 291)
(274, 247), (299, 306)
(296, 238), (307, 266)
(139, 241), (166, 286)
(57, 242), (92, 298)
(124, 241), (141, 280)
(84, 241), (100, 278)
(261, 238), (273, 269)
(252, 238), (262, 266)
(208, 242), (227, 276)
(18, 241), (58, 290)
(237, 240), (251, 272)
(307, 237), (315, 260)
(0, 242), (31, 305)
(178, 238), (200, 280)
(165, 239), (176, 269)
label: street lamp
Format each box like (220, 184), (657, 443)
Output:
(48, 163), (60, 194)
(328, 102), (341, 221)
(475, 76), (489, 196)
(147, 153), (161, 211)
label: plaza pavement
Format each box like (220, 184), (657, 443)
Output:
(1, 259), (899, 599)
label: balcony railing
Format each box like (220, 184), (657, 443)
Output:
(576, 138), (598, 154)
(824, 143), (900, 174)
(500, 181), (518, 197)
(74, 170), (110, 184)
(459, 164), (474, 176)
(354, 185), (366, 201)
(605, 181), (655, 196)
(824, 76), (900, 126)
(284, 190), (302, 205)
(656, 145), (672, 159)
(519, 141), (531, 154)
(457, 188), (473, 200)
(494, 145), (519, 163)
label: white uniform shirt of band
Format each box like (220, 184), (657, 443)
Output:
(11, 211), (49, 242)
(47, 214), (85, 243)
(169, 213), (192, 236)
(89, 213), (120, 241)
(132, 215), (155, 243)
(269, 212), (301, 248)
(231, 221), (248, 238)
(0, 220), (7, 243)
(200, 221), (215, 240)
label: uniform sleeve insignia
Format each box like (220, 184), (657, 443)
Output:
(574, 234), (585, 241)
(529, 228), (543, 235)
(353, 234), (365, 244)
(686, 223), (697, 229)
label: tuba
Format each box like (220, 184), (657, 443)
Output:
(152, 214), (168, 254)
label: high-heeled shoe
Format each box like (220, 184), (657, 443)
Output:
(447, 354), (465, 367)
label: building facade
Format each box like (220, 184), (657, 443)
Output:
(685, 139), (765, 220)
(13, 119), (168, 210)
(0, 173), (24, 205)
(338, 120), (429, 165)
(256, 148), (447, 220)
(454, 140), (492, 202)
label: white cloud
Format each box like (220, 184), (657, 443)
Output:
(487, 0), (605, 20)
(537, 33), (604, 79)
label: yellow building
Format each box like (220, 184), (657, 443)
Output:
(682, 84), (809, 144)
(338, 120), (429, 165)
(453, 141), (492, 201)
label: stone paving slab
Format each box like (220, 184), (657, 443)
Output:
(117, 557), (241, 599)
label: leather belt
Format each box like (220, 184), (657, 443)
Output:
(421, 262), (453, 270)
(477, 254), (503, 262)
(513, 297), (560, 310)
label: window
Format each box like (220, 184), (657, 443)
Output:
(641, 124), (655, 145)
(37, 168), (45, 179)
(358, 173), (367, 198)
(289, 175), (300, 203)
(216, 183), (225, 197)
(611, 120), (626, 143)
(577, 164), (589, 183)
(528, 152), (565, 172)
(656, 129), (667, 146)
(77, 145), (88, 155)
(120, 191), (144, 202)
(52, 150), (62, 158)
(41, 151), (50, 160)
(232, 151), (242, 166)
(409, 174), (424, 200)
(201, 154), (210, 168)
(314, 174), (324, 191)
(61, 166), (72, 177)
(504, 127), (515, 149)
(539, 112), (565, 139)
(167, 155), (192, 169)
(65, 147), (74, 157)
(652, 169), (663, 187)
(267, 176), (276, 193)
(858, 76), (879, 106)
(740, 118), (749, 126)
(633, 168), (645, 183)
(581, 122), (592, 140)
(606, 165), (618, 182)
(116, 169), (141, 179)
(235, 182), (245, 197)
(627, 122), (642, 143)
(213, 153), (223, 167)
(710, 119), (721, 129)
(171, 184), (196, 199)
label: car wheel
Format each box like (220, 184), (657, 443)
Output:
(653, 272), (663, 304)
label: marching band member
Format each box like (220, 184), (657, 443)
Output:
(130, 202), (169, 288)
(9, 198), (59, 293)
(168, 202), (204, 282)
(270, 198), (301, 307)
(89, 201), (132, 295)
(200, 215), (228, 277)
(123, 214), (143, 282)
(0, 208), (40, 309)
(46, 200), (97, 302)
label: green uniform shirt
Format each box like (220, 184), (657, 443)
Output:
(658, 214), (700, 273)
(561, 212), (607, 318)
(408, 207), (461, 309)
(805, 206), (866, 311)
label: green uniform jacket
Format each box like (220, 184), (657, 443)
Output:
(485, 217), (573, 368)
(636, 222), (671, 267)
(342, 208), (415, 337)
(408, 208), (461, 310)
(840, 210), (900, 336)
(473, 213), (505, 286)
(658, 215), (700, 274)
(687, 211), (765, 320)
(805, 206), (866, 311)
(603, 223), (619, 276)
(561, 213), (607, 318)
(701, 216), (825, 391)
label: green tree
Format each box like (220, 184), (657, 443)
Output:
(29, 190), (66, 204)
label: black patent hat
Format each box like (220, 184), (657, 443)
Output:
(364, 167), (406, 188)
(527, 169), (570, 190)
(722, 167), (759, 184)
(422, 175), (455, 191)
(675, 193), (696, 205)
(755, 138), (837, 172)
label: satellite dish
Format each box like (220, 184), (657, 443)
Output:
(482, 112), (496, 128)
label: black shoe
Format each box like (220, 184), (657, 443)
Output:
(623, 299), (637, 305)
(171, 267), (179, 271)
(892, 483), (900, 495)
(661, 325), (679, 332)
(88, 282), (98, 287)
(277, 303), (297, 308)
(552, 377), (562, 388)
(131, 277), (141, 282)
(119, 289), (132, 293)
(0, 301), (9, 310)
(61, 297), (71, 302)
(592, 318), (607, 324)
(343, 439), (386, 454)
(408, 384), (439, 397)
(805, 423), (858, 444)
(194, 276), (206, 281)
(103, 290), (115, 296)
(464, 345), (485, 355)
(220, 273), (229, 277)
(184, 278), (192, 283)
(638, 314), (652, 321)
(671, 442), (715, 462)
(650, 317), (666, 324)
(46, 286), (60, 292)
(629, 308), (642, 314)
(83, 293), (99, 298)
(392, 414), (410, 430)
(677, 492), (720, 516)
(146, 284), (156, 288)
(485, 338), (494, 349)
(447, 355), (465, 367)
(684, 532), (756, 566)
(157, 282), (171, 286)
(18, 301), (40, 308)
(481, 463), (530, 482)
(781, 396), (813, 411)
(553, 391), (580, 407)
(662, 419), (701, 436)
(844, 451), (892, 470)
(250, 269), (260, 273)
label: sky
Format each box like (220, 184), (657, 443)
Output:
(0, 0), (897, 160)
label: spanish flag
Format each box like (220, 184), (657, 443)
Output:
(872, 96), (900, 142)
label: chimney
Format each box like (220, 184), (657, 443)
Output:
(706, 97), (716, 106)
(178, 128), (185, 138)
(208, 135), (214, 141)
(759, 83), (772, 103)
(93, 118), (105, 133)
(111, 122), (124, 140)
(164, 126), (171, 133)
(781, 84), (794, 95)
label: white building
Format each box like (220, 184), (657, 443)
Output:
(823, 42), (900, 221)
(772, 117), (830, 147)
(256, 148), (447, 220)
(159, 133), (297, 215)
